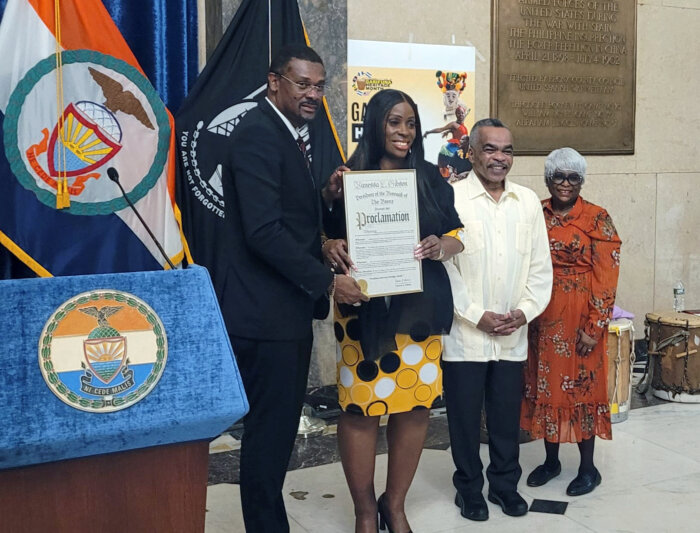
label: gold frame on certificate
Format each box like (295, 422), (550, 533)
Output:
(343, 169), (422, 298)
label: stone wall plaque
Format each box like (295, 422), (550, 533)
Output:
(491, 0), (636, 154)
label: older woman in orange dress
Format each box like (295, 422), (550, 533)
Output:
(521, 147), (621, 496)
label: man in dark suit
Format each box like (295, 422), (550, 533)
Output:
(221, 44), (366, 532)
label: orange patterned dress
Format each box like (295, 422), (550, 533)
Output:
(521, 197), (621, 443)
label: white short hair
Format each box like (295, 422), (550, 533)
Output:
(544, 147), (587, 184)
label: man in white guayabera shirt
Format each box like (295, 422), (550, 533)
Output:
(443, 118), (553, 522)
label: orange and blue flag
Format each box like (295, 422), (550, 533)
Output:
(0, 0), (185, 276)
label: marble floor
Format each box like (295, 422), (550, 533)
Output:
(205, 386), (700, 532)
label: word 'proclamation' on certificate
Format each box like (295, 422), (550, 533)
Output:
(343, 169), (422, 298)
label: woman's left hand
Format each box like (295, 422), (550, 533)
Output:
(576, 329), (597, 356)
(321, 165), (350, 207)
(415, 235), (443, 261)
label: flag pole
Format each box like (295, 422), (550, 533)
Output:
(268, 0), (272, 65)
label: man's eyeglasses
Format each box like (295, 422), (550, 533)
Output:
(550, 171), (584, 186)
(274, 73), (326, 95)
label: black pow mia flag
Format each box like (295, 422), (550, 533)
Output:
(175, 0), (343, 296)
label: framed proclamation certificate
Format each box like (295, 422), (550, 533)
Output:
(343, 169), (422, 298)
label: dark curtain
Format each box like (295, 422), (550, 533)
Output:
(0, 0), (198, 278)
(102, 0), (199, 111)
(0, 0), (31, 278)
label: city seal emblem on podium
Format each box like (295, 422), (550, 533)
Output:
(39, 290), (168, 412)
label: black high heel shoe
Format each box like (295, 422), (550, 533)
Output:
(377, 493), (412, 533)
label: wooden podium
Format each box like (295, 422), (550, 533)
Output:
(0, 266), (247, 533)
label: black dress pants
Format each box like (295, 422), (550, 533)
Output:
(443, 360), (523, 495)
(230, 333), (313, 533)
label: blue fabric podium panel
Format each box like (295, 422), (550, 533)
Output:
(0, 265), (248, 469)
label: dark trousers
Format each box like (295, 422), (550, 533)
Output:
(443, 360), (523, 495)
(230, 333), (313, 533)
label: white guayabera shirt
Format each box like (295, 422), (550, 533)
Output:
(443, 172), (553, 362)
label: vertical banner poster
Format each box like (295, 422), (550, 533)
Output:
(347, 40), (475, 179)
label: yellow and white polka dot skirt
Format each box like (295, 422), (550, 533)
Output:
(334, 311), (443, 417)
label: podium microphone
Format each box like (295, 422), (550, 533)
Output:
(107, 167), (176, 270)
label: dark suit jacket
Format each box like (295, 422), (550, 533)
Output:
(220, 98), (333, 341)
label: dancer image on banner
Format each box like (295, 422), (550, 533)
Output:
(445, 134), (472, 184)
(424, 70), (471, 179)
(424, 105), (471, 179)
(424, 104), (470, 145)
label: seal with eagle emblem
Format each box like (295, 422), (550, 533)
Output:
(38, 290), (167, 413)
(4, 49), (169, 214)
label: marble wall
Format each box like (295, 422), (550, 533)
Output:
(203, 0), (699, 385)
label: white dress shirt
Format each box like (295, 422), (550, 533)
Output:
(265, 96), (311, 154)
(443, 172), (553, 362)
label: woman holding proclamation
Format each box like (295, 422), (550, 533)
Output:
(521, 147), (621, 496)
(322, 89), (463, 533)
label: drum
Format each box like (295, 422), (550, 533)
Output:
(606, 318), (635, 423)
(646, 311), (700, 403)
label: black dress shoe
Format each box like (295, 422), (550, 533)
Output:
(377, 493), (412, 533)
(566, 468), (602, 496)
(454, 491), (488, 521)
(526, 462), (562, 487)
(487, 490), (529, 517)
